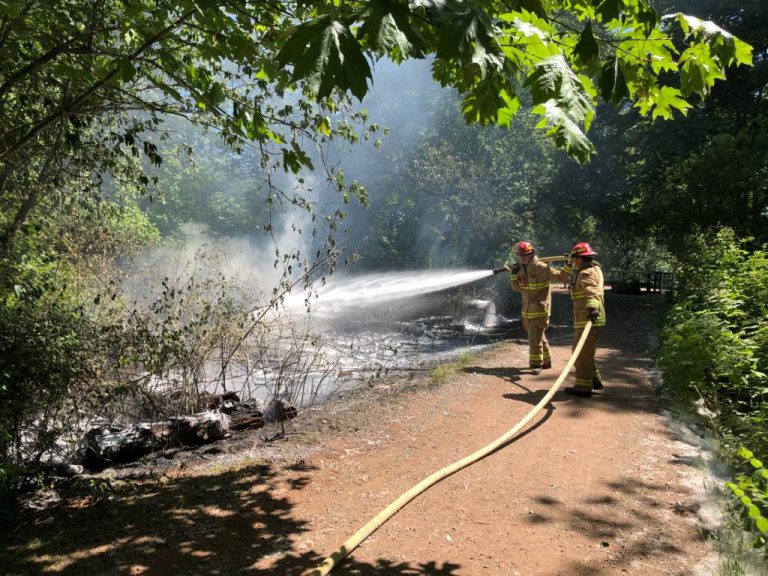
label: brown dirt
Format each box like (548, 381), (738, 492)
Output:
(3, 290), (715, 576)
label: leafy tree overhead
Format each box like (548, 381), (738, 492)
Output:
(0, 0), (754, 256)
(630, 0), (768, 247)
(535, 0), (768, 256)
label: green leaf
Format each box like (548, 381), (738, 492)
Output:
(148, 77), (184, 101)
(277, 17), (372, 100)
(118, 60), (137, 83)
(531, 100), (595, 162)
(560, 0), (595, 20)
(496, 89), (521, 128)
(500, 10), (558, 64)
(526, 55), (594, 126)
(524, 55), (595, 161)
(573, 22), (600, 70)
(636, 0), (658, 35)
(667, 13), (753, 68)
(679, 42), (725, 98)
(728, 484), (745, 498)
(598, 56), (628, 104)
(282, 141), (314, 173)
(421, 0), (501, 72)
(316, 116), (332, 137)
(356, 0), (427, 62)
(207, 82), (226, 108)
(635, 86), (691, 120)
(757, 517), (768, 533)
(739, 447), (755, 460)
(595, 0), (621, 23)
(617, 28), (677, 75)
(461, 77), (517, 126)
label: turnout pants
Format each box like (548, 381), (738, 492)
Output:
(572, 327), (601, 391)
(523, 318), (551, 368)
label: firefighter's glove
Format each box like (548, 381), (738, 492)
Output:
(509, 263), (521, 274)
(587, 308), (600, 322)
(492, 267), (507, 275)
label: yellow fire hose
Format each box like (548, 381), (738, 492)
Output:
(539, 255), (569, 263)
(304, 320), (594, 576)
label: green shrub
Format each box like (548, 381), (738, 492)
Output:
(659, 229), (768, 458)
(725, 447), (768, 555)
(0, 282), (98, 496)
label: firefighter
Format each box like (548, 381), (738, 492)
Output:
(494, 241), (570, 374)
(563, 241), (606, 398)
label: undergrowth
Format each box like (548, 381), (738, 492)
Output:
(658, 229), (768, 567)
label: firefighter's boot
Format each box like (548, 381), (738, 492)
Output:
(564, 386), (592, 398)
(592, 365), (603, 390)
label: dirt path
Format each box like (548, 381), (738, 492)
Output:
(4, 291), (715, 576)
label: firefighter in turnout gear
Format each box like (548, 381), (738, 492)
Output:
(563, 242), (606, 398)
(495, 241), (571, 375)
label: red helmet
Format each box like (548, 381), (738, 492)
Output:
(570, 242), (597, 257)
(515, 241), (535, 256)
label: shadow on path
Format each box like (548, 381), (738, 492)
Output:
(3, 461), (464, 576)
(525, 476), (702, 575)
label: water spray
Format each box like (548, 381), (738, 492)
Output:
(285, 269), (494, 316)
(286, 256), (568, 316)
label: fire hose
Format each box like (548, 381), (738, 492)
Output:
(304, 320), (594, 576)
(494, 255), (570, 274)
(539, 255), (569, 263)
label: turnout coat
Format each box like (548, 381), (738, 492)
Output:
(571, 260), (606, 329)
(510, 256), (571, 328)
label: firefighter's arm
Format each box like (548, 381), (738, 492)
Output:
(509, 268), (522, 292)
(581, 270), (602, 320)
(547, 264), (572, 282)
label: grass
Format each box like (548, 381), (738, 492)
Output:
(429, 351), (475, 385)
(716, 516), (768, 576)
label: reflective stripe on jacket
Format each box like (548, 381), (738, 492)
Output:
(511, 256), (571, 324)
(571, 260), (606, 328)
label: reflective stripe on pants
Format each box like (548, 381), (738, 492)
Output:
(526, 322), (551, 368)
(573, 326), (601, 390)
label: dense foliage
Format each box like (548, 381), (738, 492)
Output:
(540, 0), (768, 253)
(0, 0), (753, 249)
(726, 447), (768, 554)
(659, 230), (768, 554)
(660, 230), (768, 455)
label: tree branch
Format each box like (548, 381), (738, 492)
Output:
(0, 39), (77, 99)
(0, 8), (197, 164)
(0, 0), (36, 54)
